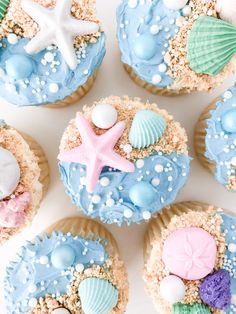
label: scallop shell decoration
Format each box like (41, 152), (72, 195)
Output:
(0, 0), (10, 21)
(173, 303), (211, 314)
(129, 110), (167, 149)
(187, 16), (236, 76)
(78, 278), (118, 314)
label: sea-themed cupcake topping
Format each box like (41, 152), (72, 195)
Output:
(216, 0), (236, 25)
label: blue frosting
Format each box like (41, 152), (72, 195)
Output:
(0, 34), (105, 107)
(205, 85), (236, 191)
(59, 152), (191, 225)
(116, 0), (183, 88)
(4, 232), (107, 314)
(220, 212), (236, 313)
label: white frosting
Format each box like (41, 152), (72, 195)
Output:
(21, 0), (99, 70)
(163, 0), (188, 10)
(216, 0), (236, 25)
(0, 147), (20, 200)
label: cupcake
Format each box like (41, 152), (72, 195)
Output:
(117, 0), (236, 96)
(195, 84), (236, 192)
(4, 217), (128, 314)
(143, 201), (236, 313)
(58, 96), (190, 225)
(0, 120), (49, 244)
(0, 0), (105, 108)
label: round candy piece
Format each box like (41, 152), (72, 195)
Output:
(221, 109), (236, 133)
(0, 147), (20, 200)
(5, 55), (33, 80)
(133, 34), (156, 60)
(160, 275), (186, 304)
(162, 227), (217, 280)
(51, 245), (75, 270)
(52, 309), (71, 314)
(91, 104), (118, 129)
(163, 0), (188, 10)
(129, 182), (156, 207)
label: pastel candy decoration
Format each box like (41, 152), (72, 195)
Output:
(6, 55), (33, 80)
(162, 227), (217, 280)
(163, 0), (188, 10)
(78, 278), (118, 314)
(0, 0), (10, 21)
(129, 181), (156, 207)
(199, 269), (231, 310)
(172, 303), (211, 314)
(133, 35), (157, 60)
(216, 0), (236, 25)
(187, 16), (236, 76)
(51, 309), (70, 314)
(221, 109), (236, 133)
(0, 192), (30, 228)
(159, 275), (186, 304)
(51, 244), (75, 269)
(129, 110), (166, 149)
(0, 147), (20, 200)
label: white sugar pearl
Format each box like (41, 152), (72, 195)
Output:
(158, 63), (167, 73)
(224, 91), (233, 99)
(124, 209), (133, 218)
(155, 164), (164, 173)
(28, 284), (37, 293)
(136, 159), (144, 168)
(228, 243), (236, 253)
(123, 144), (132, 154)
(5, 83), (16, 93)
(143, 211), (151, 220)
(100, 177), (110, 187)
(52, 309), (71, 314)
(91, 194), (101, 204)
(75, 263), (85, 273)
(163, 0), (188, 10)
(7, 33), (18, 44)
(106, 198), (115, 207)
(152, 74), (162, 85)
(28, 298), (37, 308)
(49, 83), (59, 93)
(44, 52), (54, 63)
(182, 5), (192, 16)
(39, 256), (49, 265)
(231, 157), (236, 167)
(150, 24), (160, 34)
(128, 0), (137, 8)
(92, 104), (118, 129)
(152, 178), (160, 187)
(160, 275), (186, 304)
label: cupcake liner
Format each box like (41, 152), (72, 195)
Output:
(45, 71), (98, 109)
(45, 217), (119, 257)
(194, 99), (221, 174)
(123, 63), (188, 97)
(19, 131), (50, 197)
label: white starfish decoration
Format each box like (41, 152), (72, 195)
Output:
(21, 0), (99, 70)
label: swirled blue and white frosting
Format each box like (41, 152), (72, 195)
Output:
(0, 34), (105, 107)
(117, 0), (190, 88)
(4, 232), (107, 314)
(205, 85), (236, 191)
(59, 151), (190, 225)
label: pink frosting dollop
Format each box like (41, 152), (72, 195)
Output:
(162, 227), (217, 280)
(0, 192), (30, 228)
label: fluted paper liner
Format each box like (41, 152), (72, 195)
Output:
(194, 99), (221, 174)
(45, 71), (98, 109)
(123, 63), (188, 97)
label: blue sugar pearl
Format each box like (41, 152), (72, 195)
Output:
(133, 34), (156, 60)
(221, 109), (236, 133)
(5, 54), (33, 80)
(129, 181), (156, 207)
(51, 245), (75, 269)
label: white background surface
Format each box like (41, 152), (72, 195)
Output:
(0, 0), (236, 313)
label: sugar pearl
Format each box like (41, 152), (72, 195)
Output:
(124, 209), (133, 218)
(143, 211), (151, 220)
(128, 0), (137, 8)
(136, 159), (144, 168)
(92, 104), (118, 129)
(100, 177), (110, 187)
(91, 194), (101, 204)
(231, 157), (236, 167)
(150, 24), (160, 34)
(75, 263), (85, 273)
(158, 63), (167, 73)
(39, 256), (49, 265)
(152, 74), (162, 85)
(7, 33), (18, 44)
(123, 144), (132, 154)
(52, 309), (71, 314)
(44, 52), (54, 63)
(160, 275), (186, 304)
(49, 83), (59, 93)
(228, 243), (236, 253)
(155, 164), (164, 173)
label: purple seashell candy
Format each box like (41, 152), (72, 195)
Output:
(199, 269), (231, 310)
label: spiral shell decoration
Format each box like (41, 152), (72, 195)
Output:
(187, 16), (236, 76)
(173, 303), (211, 314)
(78, 278), (118, 314)
(0, 0), (10, 21)
(129, 110), (167, 149)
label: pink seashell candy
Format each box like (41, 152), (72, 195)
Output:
(162, 227), (217, 280)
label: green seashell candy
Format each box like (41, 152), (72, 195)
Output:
(78, 278), (118, 314)
(172, 303), (211, 314)
(129, 109), (167, 149)
(0, 0), (10, 22)
(187, 16), (236, 76)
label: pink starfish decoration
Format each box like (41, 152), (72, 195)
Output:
(58, 113), (135, 193)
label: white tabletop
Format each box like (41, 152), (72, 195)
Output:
(0, 0), (236, 313)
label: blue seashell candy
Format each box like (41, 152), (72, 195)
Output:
(133, 34), (157, 60)
(221, 109), (236, 133)
(78, 278), (118, 314)
(129, 109), (167, 149)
